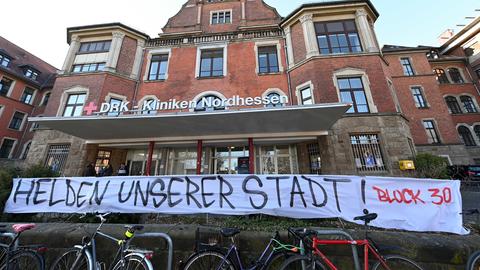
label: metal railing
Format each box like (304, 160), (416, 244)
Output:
(134, 232), (174, 270)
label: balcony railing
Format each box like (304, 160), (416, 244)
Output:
(148, 29), (283, 47)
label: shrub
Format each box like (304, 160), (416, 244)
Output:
(414, 153), (449, 179)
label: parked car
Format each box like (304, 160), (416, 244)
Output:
(448, 165), (480, 181)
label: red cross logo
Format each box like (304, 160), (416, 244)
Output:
(83, 102), (98, 116)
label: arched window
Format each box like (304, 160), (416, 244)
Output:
(265, 92), (284, 108)
(448, 68), (465, 84)
(460, 96), (478, 113)
(433, 69), (449, 84)
(445, 96), (462, 114)
(141, 99), (158, 115)
(195, 95), (225, 112)
(475, 126), (480, 142)
(42, 92), (51, 106)
(458, 126), (476, 146)
(22, 142), (31, 160)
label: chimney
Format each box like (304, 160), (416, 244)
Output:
(437, 29), (455, 45)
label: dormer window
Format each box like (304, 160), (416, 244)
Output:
(24, 68), (39, 80)
(78, 40), (111, 54)
(211, 11), (231, 25)
(0, 54), (11, 67)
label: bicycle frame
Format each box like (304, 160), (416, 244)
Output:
(311, 237), (391, 270)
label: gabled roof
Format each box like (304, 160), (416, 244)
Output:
(0, 36), (58, 89)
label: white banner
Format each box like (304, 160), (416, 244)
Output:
(4, 175), (467, 234)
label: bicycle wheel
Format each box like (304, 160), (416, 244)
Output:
(49, 248), (91, 270)
(279, 255), (326, 270)
(372, 255), (423, 270)
(263, 251), (294, 270)
(1, 250), (42, 270)
(183, 251), (236, 270)
(467, 251), (480, 270)
(112, 254), (153, 270)
(0, 246), (7, 266)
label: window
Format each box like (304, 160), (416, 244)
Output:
(195, 95), (225, 112)
(314, 20), (362, 54)
(148, 54), (168, 81)
(72, 63), (105, 73)
(475, 126), (480, 142)
(95, 150), (112, 174)
(0, 139), (15, 159)
(434, 69), (449, 84)
(265, 92), (284, 108)
(445, 96), (462, 114)
(44, 144), (70, 173)
(476, 69), (480, 79)
(24, 68), (39, 80)
(458, 126), (476, 146)
(142, 99), (158, 115)
(200, 49), (224, 78)
(78, 40), (111, 53)
(423, 120), (441, 144)
(63, 93), (86, 117)
(307, 143), (322, 174)
(211, 11), (231, 24)
(9, 112), (25, 130)
(258, 46), (279, 74)
(460, 96), (478, 113)
(299, 87), (313, 105)
(338, 77), (369, 113)
(400, 58), (415, 76)
(108, 98), (122, 116)
(256, 145), (298, 174)
(168, 148), (200, 175)
(350, 134), (386, 172)
(411, 87), (428, 108)
(20, 87), (35, 104)
(42, 92), (51, 106)
(448, 68), (464, 83)
(0, 77), (13, 96)
(213, 146), (249, 174)
(0, 54), (11, 67)
(22, 142), (31, 160)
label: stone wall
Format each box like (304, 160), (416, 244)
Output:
(416, 144), (473, 165)
(321, 114), (414, 176)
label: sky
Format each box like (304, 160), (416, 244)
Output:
(1, 0), (478, 69)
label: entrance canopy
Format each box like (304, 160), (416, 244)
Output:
(29, 104), (349, 143)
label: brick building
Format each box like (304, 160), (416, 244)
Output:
(0, 36), (57, 166)
(22, 0), (480, 177)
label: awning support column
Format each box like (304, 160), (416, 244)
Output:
(146, 141), (155, 176)
(249, 138), (255, 174)
(196, 140), (203, 175)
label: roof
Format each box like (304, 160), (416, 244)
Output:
(381, 45), (434, 53)
(281, 0), (379, 26)
(0, 36), (58, 89)
(67, 23), (150, 44)
(440, 16), (480, 54)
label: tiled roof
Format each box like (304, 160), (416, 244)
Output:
(0, 36), (57, 89)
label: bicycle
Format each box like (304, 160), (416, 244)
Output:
(464, 209), (480, 270)
(279, 210), (424, 270)
(181, 227), (302, 270)
(0, 223), (45, 270)
(49, 213), (154, 270)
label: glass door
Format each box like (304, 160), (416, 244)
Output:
(256, 145), (298, 174)
(213, 146), (249, 174)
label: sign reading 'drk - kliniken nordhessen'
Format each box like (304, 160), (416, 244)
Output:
(4, 175), (467, 235)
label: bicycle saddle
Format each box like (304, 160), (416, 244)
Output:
(12, 224), (36, 234)
(221, 228), (240, 238)
(354, 213), (378, 223)
(125, 225), (144, 232)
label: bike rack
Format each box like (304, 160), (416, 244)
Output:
(135, 232), (174, 270)
(0, 232), (18, 250)
(312, 229), (361, 270)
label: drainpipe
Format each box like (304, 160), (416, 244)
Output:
(131, 41), (147, 110)
(282, 31), (294, 105)
(196, 140), (203, 175)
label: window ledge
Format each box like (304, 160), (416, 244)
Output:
(417, 107), (430, 110)
(257, 72), (282, 76)
(76, 50), (110, 55)
(144, 79), (166, 83)
(196, 75), (225, 80)
(451, 112), (480, 116)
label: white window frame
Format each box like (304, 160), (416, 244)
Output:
(254, 41), (284, 74)
(20, 140), (32, 160)
(190, 91), (227, 112)
(332, 67), (378, 113)
(56, 86), (90, 117)
(262, 88), (289, 107)
(196, 44), (228, 78)
(410, 85), (429, 108)
(446, 66), (468, 84)
(0, 137), (18, 159)
(0, 75), (16, 98)
(40, 91), (51, 106)
(137, 95), (160, 114)
(20, 87), (37, 105)
(8, 110), (27, 131)
(459, 93), (480, 113)
(210, 9), (233, 25)
(422, 118), (442, 144)
(0, 105), (4, 119)
(399, 56), (416, 76)
(143, 48), (172, 81)
(296, 81), (315, 105)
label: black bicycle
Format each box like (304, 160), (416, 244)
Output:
(0, 223), (45, 270)
(465, 209), (480, 270)
(182, 228), (302, 270)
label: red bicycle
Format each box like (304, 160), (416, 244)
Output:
(280, 210), (424, 270)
